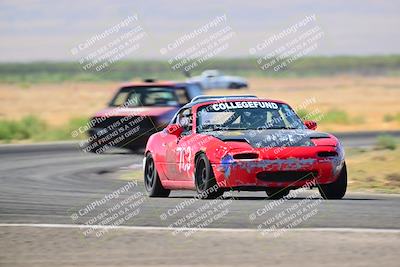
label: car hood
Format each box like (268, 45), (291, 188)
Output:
(93, 106), (178, 117)
(203, 129), (335, 148)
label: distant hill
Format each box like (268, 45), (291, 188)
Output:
(1, 55), (400, 83)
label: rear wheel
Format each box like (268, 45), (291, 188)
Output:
(195, 154), (224, 199)
(318, 163), (347, 199)
(127, 145), (144, 154)
(144, 154), (170, 197)
(266, 188), (291, 199)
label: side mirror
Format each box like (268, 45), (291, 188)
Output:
(165, 124), (184, 137)
(304, 120), (317, 130)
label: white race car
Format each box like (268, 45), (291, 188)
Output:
(187, 70), (248, 90)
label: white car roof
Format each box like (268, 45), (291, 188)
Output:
(202, 70), (221, 75)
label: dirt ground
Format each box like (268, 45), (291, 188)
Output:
(0, 76), (399, 131)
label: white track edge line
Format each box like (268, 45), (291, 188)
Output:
(0, 223), (399, 233)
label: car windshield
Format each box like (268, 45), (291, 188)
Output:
(110, 87), (188, 107)
(196, 101), (305, 132)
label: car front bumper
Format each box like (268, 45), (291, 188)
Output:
(88, 127), (158, 149)
(211, 147), (344, 189)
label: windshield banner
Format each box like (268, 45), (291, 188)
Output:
(211, 101), (278, 111)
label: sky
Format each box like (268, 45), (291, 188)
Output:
(0, 0), (399, 62)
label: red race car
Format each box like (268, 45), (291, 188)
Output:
(144, 95), (347, 199)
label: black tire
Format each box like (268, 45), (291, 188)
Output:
(127, 145), (144, 154)
(318, 163), (347, 199)
(195, 154), (224, 199)
(144, 153), (170, 197)
(266, 188), (291, 199)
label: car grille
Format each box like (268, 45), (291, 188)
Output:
(256, 171), (318, 182)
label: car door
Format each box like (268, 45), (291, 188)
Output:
(164, 108), (194, 181)
(157, 127), (179, 180)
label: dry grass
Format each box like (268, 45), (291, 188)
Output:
(346, 146), (400, 193)
(0, 82), (117, 126)
(209, 76), (400, 132)
(0, 76), (400, 131)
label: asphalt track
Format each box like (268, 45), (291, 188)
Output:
(1, 131), (400, 228)
(0, 131), (399, 266)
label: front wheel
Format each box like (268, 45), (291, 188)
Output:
(144, 154), (170, 197)
(195, 154), (224, 199)
(318, 163), (347, 199)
